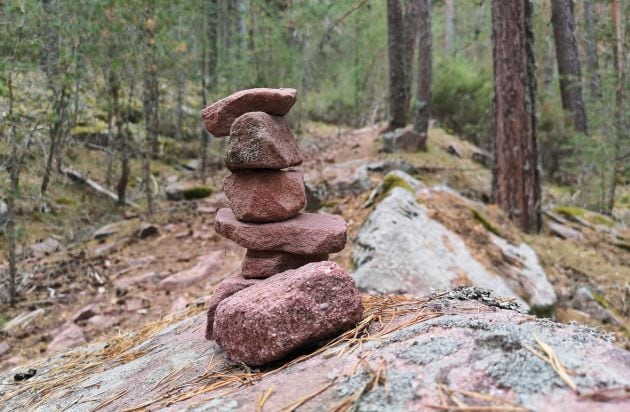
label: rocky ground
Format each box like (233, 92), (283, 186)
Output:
(0, 122), (629, 410)
(1, 288), (628, 411)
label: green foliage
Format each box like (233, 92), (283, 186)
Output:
(182, 186), (213, 200)
(431, 58), (492, 147)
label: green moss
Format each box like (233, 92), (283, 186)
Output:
(182, 186), (213, 200)
(529, 305), (555, 318)
(0, 313), (8, 328)
(70, 119), (108, 139)
(381, 173), (414, 196)
(553, 206), (614, 228)
(470, 208), (503, 237)
(55, 196), (74, 205)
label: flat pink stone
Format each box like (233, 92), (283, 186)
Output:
(200, 88), (297, 137)
(214, 209), (347, 255)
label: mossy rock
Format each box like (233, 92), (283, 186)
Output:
(553, 206), (614, 228)
(166, 183), (214, 201)
(182, 186), (213, 200)
(55, 196), (74, 206)
(380, 173), (414, 197)
(364, 171), (417, 207)
(470, 208), (503, 237)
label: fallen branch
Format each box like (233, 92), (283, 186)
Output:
(60, 166), (140, 209)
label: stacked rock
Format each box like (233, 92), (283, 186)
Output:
(200, 88), (363, 366)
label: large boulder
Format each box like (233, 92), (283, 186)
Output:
(382, 128), (427, 152)
(201, 88), (297, 137)
(353, 186), (556, 311)
(4, 288), (628, 411)
(225, 112), (303, 171)
(213, 261), (363, 365)
(215, 208), (347, 255)
(224, 170), (305, 223)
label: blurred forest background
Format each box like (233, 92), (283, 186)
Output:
(0, 0), (628, 304)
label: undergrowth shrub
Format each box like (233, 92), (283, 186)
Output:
(432, 58), (492, 148)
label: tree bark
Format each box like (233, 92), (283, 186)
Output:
(606, 0), (625, 214)
(412, 0), (431, 143)
(402, 0), (420, 113)
(142, 6), (158, 215)
(208, 0), (219, 90)
(387, 0), (407, 130)
(6, 75), (18, 306)
(550, 0), (588, 134)
(444, 0), (454, 53)
(491, 0), (541, 233)
(583, 0), (601, 98)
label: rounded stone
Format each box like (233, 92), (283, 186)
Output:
(224, 170), (305, 223)
(225, 112), (303, 171)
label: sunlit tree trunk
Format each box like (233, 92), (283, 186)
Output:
(386, 0), (407, 130)
(403, 0), (419, 114)
(550, 0), (588, 134)
(412, 0), (431, 143)
(491, 0), (541, 233)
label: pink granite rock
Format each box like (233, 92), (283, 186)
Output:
(201, 88), (297, 137)
(224, 170), (305, 223)
(225, 112), (303, 171)
(205, 275), (262, 340)
(214, 261), (363, 365)
(214, 208), (347, 255)
(48, 323), (86, 353)
(241, 250), (328, 279)
(158, 251), (222, 291)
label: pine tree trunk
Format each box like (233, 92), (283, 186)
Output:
(444, 0), (454, 53)
(550, 0), (588, 134)
(143, 6), (158, 215)
(208, 0), (219, 90)
(402, 0), (419, 113)
(606, 0), (625, 215)
(6, 75), (18, 306)
(583, 0), (601, 98)
(412, 0), (431, 144)
(387, 0), (407, 130)
(491, 0), (541, 233)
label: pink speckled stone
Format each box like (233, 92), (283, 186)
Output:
(225, 112), (303, 171)
(205, 275), (262, 340)
(213, 261), (363, 365)
(224, 170), (305, 223)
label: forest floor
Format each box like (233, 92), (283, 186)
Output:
(0, 122), (628, 370)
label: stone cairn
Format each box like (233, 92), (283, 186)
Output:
(200, 88), (363, 366)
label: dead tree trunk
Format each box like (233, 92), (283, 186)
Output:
(491, 0), (541, 233)
(412, 0), (431, 144)
(386, 0), (407, 130)
(583, 0), (601, 98)
(550, 0), (588, 134)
